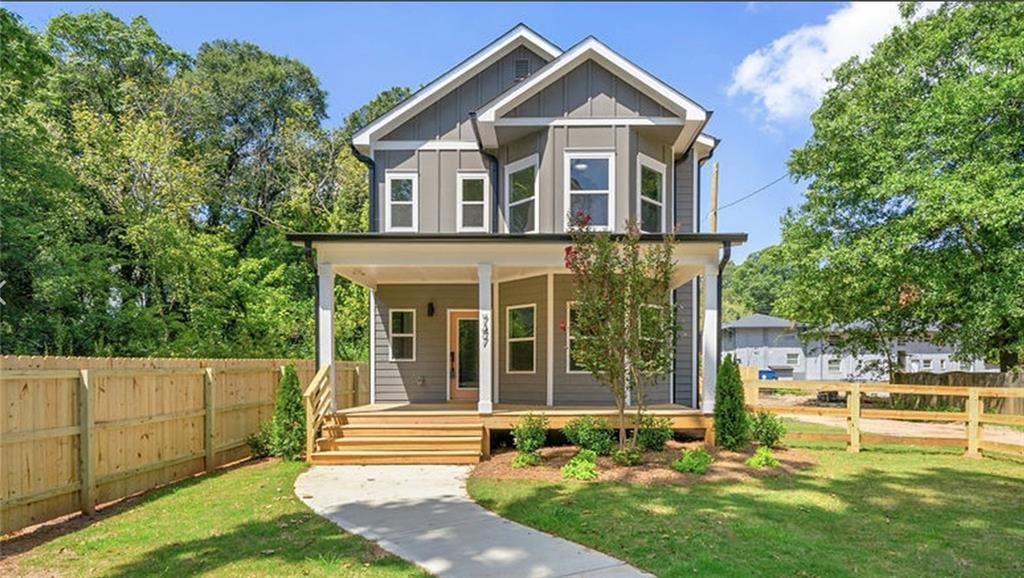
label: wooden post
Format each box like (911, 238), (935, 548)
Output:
(847, 382), (861, 453)
(744, 381), (758, 410)
(966, 387), (981, 458)
(78, 370), (96, 515)
(204, 368), (216, 472)
(710, 161), (719, 233)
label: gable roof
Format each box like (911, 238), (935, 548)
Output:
(723, 314), (795, 330)
(351, 23), (562, 153)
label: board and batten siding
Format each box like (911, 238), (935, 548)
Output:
(673, 280), (697, 408)
(498, 276), (547, 405)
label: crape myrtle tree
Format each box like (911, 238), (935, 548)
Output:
(564, 216), (677, 448)
(777, 2), (1024, 371)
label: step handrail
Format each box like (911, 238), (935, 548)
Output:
(303, 364), (331, 462)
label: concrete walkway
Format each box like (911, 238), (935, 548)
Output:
(295, 465), (652, 578)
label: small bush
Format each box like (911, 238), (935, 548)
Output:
(714, 355), (750, 451)
(270, 364), (305, 460)
(751, 411), (786, 448)
(745, 446), (781, 469)
(561, 449), (598, 480)
(511, 452), (541, 468)
(512, 413), (548, 454)
(634, 413), (673, 451)
(611, 446), (643, 466)
(562, 415), (615, 455)
(246, 421), (273, 458)
(672, 447), (714, 474)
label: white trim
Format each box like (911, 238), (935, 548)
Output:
(504, 154), (540, 234)
(373, 140), (480, 152)
(564, 301), (589, 375)
(546, 273), (554, 406)
(493, 281), (500, 403)
(636, 153), (667, 233)
(388, 308), (416, 362)
(369, 290), (376, 405)
(384, 171), (418, 232)
(692, 152), (698, 233)
(505, 303), (537, 374)
(457, 171), (490, 233)
(352, 24), (561, 150)
(494, 117), (684, 127)
(563, 151), (615, 231)
(669, 291), (675, 404)
(446, 308), (480, 401)
(691, 281), (698, 408)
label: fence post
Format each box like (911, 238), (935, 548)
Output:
(78, 369), (96, 515)
(743, 381), (757, 410)
(847, 382), (861, 453)
(204, 368), (216, 472)
(965, 387), (981, 459)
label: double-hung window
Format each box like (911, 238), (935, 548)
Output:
(786, 352), (800, 366)
(827, 358), (841, 374)
(457, 172), (489, 232)
(565, 151), (614, 230)
(506, 155), (538, 233)
(506, 304), (536, 373)
(637, 154), (667, 233)
(389, 309), (416, 361)
(385, 172), (417, 231)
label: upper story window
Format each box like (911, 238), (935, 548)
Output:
(385, 172), (417, 232)
(637, 154), (667, 233)
(565, 151), (614, 231)
(514, 58), (531, 81)
(506, 155), (538, 234)
(457, 172), (489, 232)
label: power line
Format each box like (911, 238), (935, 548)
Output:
(704, 173), (789, 220)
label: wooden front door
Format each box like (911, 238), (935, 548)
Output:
(449, 311), (479, 400)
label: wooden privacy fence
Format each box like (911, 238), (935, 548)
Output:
(0, 356), (368, 535)
(745, 380), (1024, 458)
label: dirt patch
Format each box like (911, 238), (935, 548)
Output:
(472, 440), (815, 485)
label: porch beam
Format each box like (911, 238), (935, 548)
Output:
(478, 263), (494, 414)
(317, 264), (337, 411)
(701, 263), (719, 414)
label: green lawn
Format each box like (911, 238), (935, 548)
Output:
(469, 446), (1024, 577)
(6, 460), (426, 578)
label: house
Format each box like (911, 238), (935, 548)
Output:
(287, 24), (746, 463)
(723, 313), (997, 381)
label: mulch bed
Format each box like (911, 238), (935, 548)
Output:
(472, 440), (815, 485)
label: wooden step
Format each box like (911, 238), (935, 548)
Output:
(317, 436), (482, 452)
(340, 413), (484, 425)
(310, 449), (480, 465)
(324, 423), (483, 437)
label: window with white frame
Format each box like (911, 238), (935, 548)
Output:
(637, 154), (666, 233)
(940, 358), (947, 370)
(457, 172), (489, 232)
(922, 358), (933, 370)
(506, 156), (537, 233)
(565, 302), (586, 373)
(786, 352), (800, 366)
(385, 172), (417, 231)
(389, 309), (416, 361)
(565, 151), (614, 230)
(827, 358), (841, 373)
(506, 304), (535, 373)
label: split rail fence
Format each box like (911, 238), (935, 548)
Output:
(0, 356), (367, 534)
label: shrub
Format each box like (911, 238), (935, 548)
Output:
(611, 446), (643, 466)
(751, 411), (786, 448)
(270, 364), (305, 460)
(745, 446), (781, 469)
(562, 415), (615, 455)
(714, 355), (750, 451)
(561, 449), (598, 480)
(246, 421), (273, 458)
(511, 452), (541, 468)
(512, 413), (548, 454)
(672, 447), (714, 474)
(634, 413), (673, 451)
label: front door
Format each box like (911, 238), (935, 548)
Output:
(449, 311), (479, 400)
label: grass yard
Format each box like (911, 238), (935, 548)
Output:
(3, 460), (427, 578)
(468, 445), (1024, 577)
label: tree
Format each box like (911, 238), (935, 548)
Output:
(779, 2), (1024, 371)
(714, 355), (749, 451)
(721, 245), (789, 321)
(270, 364), (305, 460)
(565, 219), (677, 448)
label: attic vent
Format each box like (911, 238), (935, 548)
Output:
(514, 58), (531, 81)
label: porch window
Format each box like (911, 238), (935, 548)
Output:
(385, 172), (417, 232)
(506, 155), (537, 233)
(565, 152), (614, 230)
(506, 304), (536, 373)
(389, 309), (416, 361)
(565, 302), (587, 373)
(637, 154), (666, 233)
(457, 172), (489, 232)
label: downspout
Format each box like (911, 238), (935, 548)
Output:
(349, 143), (377, 233)
(717, 241), (732, 371)
(306, 240), (320, 370)
(468, 112), (500, 233)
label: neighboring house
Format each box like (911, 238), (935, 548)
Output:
(287, 25), (745, 463)
(723, 314), (997, 382)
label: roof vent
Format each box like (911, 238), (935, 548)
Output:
(514, 58), (531, 81)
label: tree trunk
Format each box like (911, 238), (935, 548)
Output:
(618, 402), (626, 449)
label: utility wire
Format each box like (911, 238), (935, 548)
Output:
(704, 173), (789, 220)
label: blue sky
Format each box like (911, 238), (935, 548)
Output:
(9, 2), (909, 262)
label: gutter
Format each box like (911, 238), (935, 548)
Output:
(468, 111), (501, 233)
(349, 143), (377, 232)
(717, 240), (732, 372)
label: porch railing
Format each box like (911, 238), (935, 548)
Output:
(303, 365), (332, 461)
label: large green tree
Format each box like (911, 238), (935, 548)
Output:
(721, 245), (788, 321)
(778, 2), (1024, 371)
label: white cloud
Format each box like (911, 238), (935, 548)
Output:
(728, 2), (937, 122)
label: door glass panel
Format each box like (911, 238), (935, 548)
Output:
(457, 319), (479, 388)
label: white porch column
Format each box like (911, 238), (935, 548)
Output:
(702, 263), (719, 414)
(477, 263), (494, 414)
(317, 263), (337, 411)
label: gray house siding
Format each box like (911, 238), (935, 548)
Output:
(673, 281), (697, 407)
(498, 276), (547, 404)
(674, 152), (695, 233)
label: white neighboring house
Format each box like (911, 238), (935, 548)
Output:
(722, 313), (997, 381)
